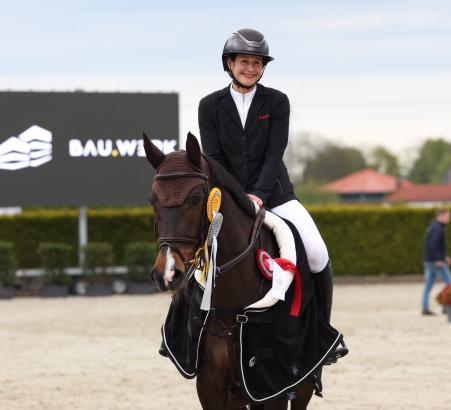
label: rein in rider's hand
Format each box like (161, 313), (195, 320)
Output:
(247, 193), (263, 207)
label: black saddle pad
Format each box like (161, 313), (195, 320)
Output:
(160, 275), (209, 378)
(236, 219), (348, 403)
(160, 217), (348, 401)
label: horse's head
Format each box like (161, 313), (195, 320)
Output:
(144, 132), (210, 293)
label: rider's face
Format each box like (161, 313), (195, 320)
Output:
(228, 54), (263, 88)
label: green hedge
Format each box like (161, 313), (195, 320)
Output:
(87, 209), (155, 264)
(124, 241), (158, 282)
(0, 210), (78, 268)
(0, 241), (16, 287)
(38, 242), (72, 285)
(0, 208), (155, 268)
(0, 206), (449, 276)
(309, 205), (446, 275)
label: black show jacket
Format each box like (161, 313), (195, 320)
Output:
(198, 83), (296, 208)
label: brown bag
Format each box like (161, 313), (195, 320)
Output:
(436, 284), (451, 305)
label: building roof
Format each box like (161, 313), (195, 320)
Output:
(386, 184), (451, 203)
(326, 168), (410, 194)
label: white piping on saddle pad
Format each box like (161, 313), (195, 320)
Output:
(246, 203), (297, 310)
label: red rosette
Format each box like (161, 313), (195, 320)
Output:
(256, 249), (302, 317)
(257, 249), (273, 280)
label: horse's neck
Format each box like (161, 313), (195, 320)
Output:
(214, 190), (272, 311)
(216, 191), (254, 260)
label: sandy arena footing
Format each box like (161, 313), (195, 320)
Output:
(0, 282), (450, 410)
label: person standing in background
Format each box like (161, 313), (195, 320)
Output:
(422, 208), (451, 315)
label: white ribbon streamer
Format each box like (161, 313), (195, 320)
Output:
(270, 259), (287, 301)
(200, 235), (217, 311)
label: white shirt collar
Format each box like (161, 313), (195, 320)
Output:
(229, 84), (257, 128)
(229, 83), (257, 101)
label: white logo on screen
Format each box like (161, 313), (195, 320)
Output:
(69, 138), (176, 157)
(0, 125), (53, 170)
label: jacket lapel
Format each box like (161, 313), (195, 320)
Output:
(218, 86), (243, 130)
(244, 84), (268, 132)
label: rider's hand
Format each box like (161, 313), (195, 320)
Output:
(247, 194), (263, 207)
(434, 260), (446, 267)
(446, 256), (451, 266)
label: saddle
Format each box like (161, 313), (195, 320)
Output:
(236, 218), (347, 403)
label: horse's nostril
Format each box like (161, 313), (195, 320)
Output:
(151, 268), (167, 291)
(167, 268), (186, 292)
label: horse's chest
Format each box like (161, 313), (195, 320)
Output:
(202, 320), (236, 370)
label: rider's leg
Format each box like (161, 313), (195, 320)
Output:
(312, 260), (333, 323)
(270, 199), (332, 322)
(269, 200), (328, 273)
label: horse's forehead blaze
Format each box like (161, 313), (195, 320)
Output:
(153, 152), (206, 207)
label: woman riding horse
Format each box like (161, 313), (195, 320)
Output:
(198, 29), (333, 329)
(149, 28), (345, 410)
(146, 135), (346, 410)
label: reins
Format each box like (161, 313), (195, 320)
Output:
(216, 207), (265, 276)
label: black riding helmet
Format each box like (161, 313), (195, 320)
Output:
(222, 28), (274, 88)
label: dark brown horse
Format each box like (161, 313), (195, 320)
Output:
(145, 133), (339, 410)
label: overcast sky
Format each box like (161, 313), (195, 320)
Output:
(1, 0), (450, 156)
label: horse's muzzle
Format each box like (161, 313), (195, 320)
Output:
(151, 267), (186, 292)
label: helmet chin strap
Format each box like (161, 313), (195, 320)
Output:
(228, 63), (267, 91)
(231, 75), (256, 90)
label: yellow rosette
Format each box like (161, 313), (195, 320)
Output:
(207, 187), (222, 222)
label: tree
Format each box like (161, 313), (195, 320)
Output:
(284, 132), (327, 184)
(302, 143), (367, 183)
(408, 138), (451, 183)
(368, 146), (400, 177)
(294, 181), (338, 204)
(432, 152), (451, 183)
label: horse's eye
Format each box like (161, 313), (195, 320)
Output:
(188, 195), (201, 207)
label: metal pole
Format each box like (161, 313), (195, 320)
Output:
(78, 206), (88, 267)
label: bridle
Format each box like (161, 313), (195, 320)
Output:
(153, 169), (210, 266)
(153, 164), (266, 276)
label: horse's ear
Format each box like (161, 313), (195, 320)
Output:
(186, 132), (201, 169)
(143, 132), (165, 168)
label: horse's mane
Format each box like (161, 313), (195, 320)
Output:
(203, 155), (256, 218)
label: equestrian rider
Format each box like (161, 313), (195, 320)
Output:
(198, 28), (333, 323)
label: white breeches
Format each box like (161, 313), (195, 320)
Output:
(270, 200), (329, 273)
